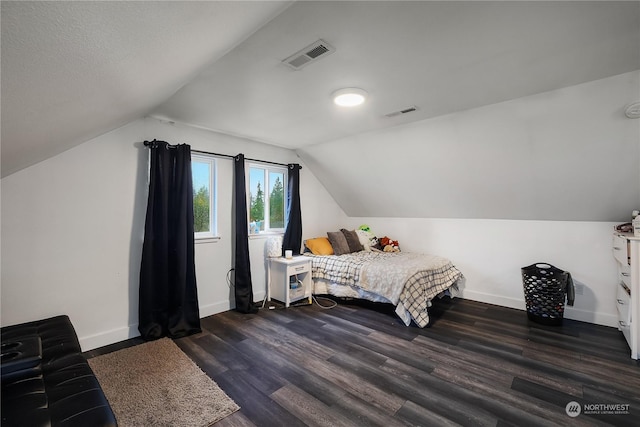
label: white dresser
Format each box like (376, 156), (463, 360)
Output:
(612, 232), (640, 359)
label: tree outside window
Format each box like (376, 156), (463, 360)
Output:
(249, 165), (286, 234)
(192, 155), (216, 239)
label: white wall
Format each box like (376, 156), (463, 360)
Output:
(340, 217), (620, 327)
(1, 117), (347, 350)
(3, 70), (637, 348)
(298, 71), (640, 222)
(297, 71), (640, 328)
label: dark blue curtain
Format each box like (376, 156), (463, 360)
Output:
(233, 154), (258, 313)
(139, 141), (201, 340)
(282, 164), (302, 256)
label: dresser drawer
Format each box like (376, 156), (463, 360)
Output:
(619, 263), (631, 288)
(616, 282), (631, 326)
(613, 234), (629, 266)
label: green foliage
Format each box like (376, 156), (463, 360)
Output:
(269, 176), (285, 228)
(193, 186), (209, 232)
(250, 182), (264, 225)
(249, 172), (285, 232)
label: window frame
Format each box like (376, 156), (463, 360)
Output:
(191, 154), (218, 241)
(247, 163), (287, 236)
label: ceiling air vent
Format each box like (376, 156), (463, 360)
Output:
(384, 106), (419, 118)
(282, 39), (335, 70)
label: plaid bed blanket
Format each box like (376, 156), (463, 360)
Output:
(398, 261), (462, 327)
(308, 251), (462, 327)
(309, 251), (374, 287)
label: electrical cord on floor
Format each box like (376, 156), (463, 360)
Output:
(312, 295), (338, 309)
(260, 296), (337, 310)
(259, 292), (269, 309)
(258, 273), (338, 310)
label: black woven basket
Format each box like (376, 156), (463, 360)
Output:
(521, 263), (574, 326)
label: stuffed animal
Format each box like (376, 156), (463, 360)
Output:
(355, 227), (379, 251)
(379, 236), (400, 252)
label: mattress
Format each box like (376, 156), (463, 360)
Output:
(308, 251), (463, 327)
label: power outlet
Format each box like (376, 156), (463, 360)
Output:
(574, 283), (585, 295)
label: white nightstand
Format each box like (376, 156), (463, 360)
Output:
(268, 256), (312, 307)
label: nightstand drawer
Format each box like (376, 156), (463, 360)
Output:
(287, 263), (310, 276)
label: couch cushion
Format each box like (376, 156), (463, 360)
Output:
(2, 315), (82, 372)
(1, 315), (117, 427)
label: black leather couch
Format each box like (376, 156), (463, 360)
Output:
(1, 315), (117, 427)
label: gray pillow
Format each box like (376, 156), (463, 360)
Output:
(327, 231), (350, 255)
(341, 228), (363, 253)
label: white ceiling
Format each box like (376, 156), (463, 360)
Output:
(2, 1), (639, 177)
(0, 0), (292, 177)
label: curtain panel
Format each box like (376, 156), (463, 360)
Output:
(139, 141), (201, 340)
(233, 154), (258, 313)
(282, 164), (302, 256)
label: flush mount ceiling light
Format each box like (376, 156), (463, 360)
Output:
(332, 88), (368, 107)
(625, 101), (640, 119)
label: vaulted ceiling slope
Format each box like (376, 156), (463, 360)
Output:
(0, 0), (292, 177)
(2, 1), (639, 179)
(153, 1), (640, 148)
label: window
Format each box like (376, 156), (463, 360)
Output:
(248, 164), (287, 234)
(192, 155), (217, 239)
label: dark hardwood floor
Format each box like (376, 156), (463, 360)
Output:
(86, 298), (640, 426)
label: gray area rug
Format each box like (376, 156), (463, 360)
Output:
(88, 337), (239, 426)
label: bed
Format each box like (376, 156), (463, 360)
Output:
(307, 250), (463, 327)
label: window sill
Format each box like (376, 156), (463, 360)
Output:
(195, 236), (221, 244)
(249, 232), (284, 240)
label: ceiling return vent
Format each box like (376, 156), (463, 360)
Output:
(384, 106), (419, 118)
(282, 39), (335, 70)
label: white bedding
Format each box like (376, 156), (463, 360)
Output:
(308, 251), (463, 327)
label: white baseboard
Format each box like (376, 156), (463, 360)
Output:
(254, 289), (266, 301)
(80, 290), (620, 351)
(460, 289), (526, 311)
(460, 289), (618, 328)
(199, 300), (232, 318)
(563, 306), (618, 328)
(79, 299), (238, 351)
(79, 324), (139, 352)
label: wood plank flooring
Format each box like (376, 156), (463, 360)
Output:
(85, 298), (640, 426)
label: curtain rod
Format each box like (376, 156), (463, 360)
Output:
(143, 140), (300, 169)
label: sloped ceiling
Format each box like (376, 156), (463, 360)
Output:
(297, 70), (640, 221)
(1, 0), (292, 177)
(2, 1), (639, 182)
(153, 1), (640, 149)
